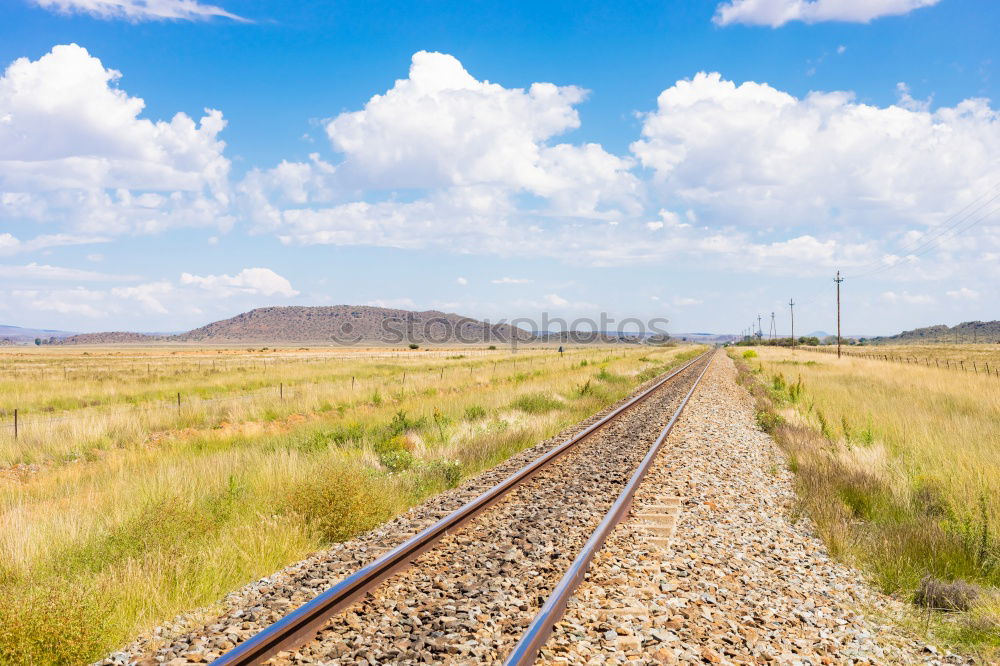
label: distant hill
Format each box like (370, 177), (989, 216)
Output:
(0, 324), (76, 344)
(172, 306), (534, 344)
(60, 331), (167, 345)
(870, 320), (1000, 345)
(54, 305), (662, 345)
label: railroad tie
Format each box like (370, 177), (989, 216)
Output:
(632, 496), (682, 551)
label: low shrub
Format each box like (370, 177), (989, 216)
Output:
(755, 410), (784, 434)
(287, 463), (392, 543)
(379, 449), (415, 473)
(509, 393), (562, 414)
(915, 577), (981, 612)
(464, 405), (487, 421)
(742, 349), (758, 359)
(424, 459), (462, 488)
(595, 368), (627, 384)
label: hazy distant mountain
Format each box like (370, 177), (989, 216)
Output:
(870, 321), (1000, 345)
(55, 305), (660, 345)
(0, 324), (75, 343)
(59, 331), (167, 344)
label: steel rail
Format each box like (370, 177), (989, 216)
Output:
(504, 349), (716, 665)
(210, 350), (711, 666)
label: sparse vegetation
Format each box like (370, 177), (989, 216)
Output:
(731, 345), (1000, 657)
(0, 344), (703, 662)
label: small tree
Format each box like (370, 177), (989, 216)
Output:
(34, 338), (41, 346)
(408, 343), (419, 350)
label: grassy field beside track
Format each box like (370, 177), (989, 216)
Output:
(0, 344), (703, 663)
(732, 345), (1000, 658)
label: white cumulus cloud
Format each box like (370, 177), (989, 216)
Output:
(631, 72), (1000, 234)
(713, 0), (940, 27)
(323, 50), (638, 212)
(180, 267), (299, 297)
(0, 44), (232, 235)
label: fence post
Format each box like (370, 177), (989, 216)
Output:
(177, 392), (181, 410)
(352, 376), (356, 390)
(280, 383), (284, 400)
(13, 408), (17, 440)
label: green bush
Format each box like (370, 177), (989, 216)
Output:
(742, 350), (758, 359)
(509, 393), (562, 414)
(287, 464), (391, 543)
(602, 370), (628, 384)
(302, 422), (366, 452)
(424, 459), (462, 488)
(464, 405), (487, 420)
(379, 449), (415, 473)
(755, 410), (784, 434)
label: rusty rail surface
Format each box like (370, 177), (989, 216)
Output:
(211, 349), (713, 666)
(504, 349), (715, 665)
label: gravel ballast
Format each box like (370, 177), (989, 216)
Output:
(539, 353), (970, 665)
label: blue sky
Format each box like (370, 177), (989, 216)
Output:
(0, 0), (997, 336)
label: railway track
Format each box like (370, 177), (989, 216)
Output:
(189, 349), (716, 665)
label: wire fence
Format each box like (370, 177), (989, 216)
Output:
(792, 345), (1000, 378)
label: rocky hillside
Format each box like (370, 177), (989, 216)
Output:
(871, 320), (1000, 345)
(58, 306), (541, 345)
(174, 306), (533, 344)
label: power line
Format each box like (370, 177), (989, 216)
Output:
(849, 203), (1000, 280)
(844, 182), (1000, 277)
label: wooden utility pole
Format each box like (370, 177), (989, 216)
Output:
(834, 270), (844, 359)
(789, 298), (795, 348)
(757, 314), (763, 341)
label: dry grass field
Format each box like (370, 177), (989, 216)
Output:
(733, 345), (1000, 658)
(0, 344), (702, 663)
